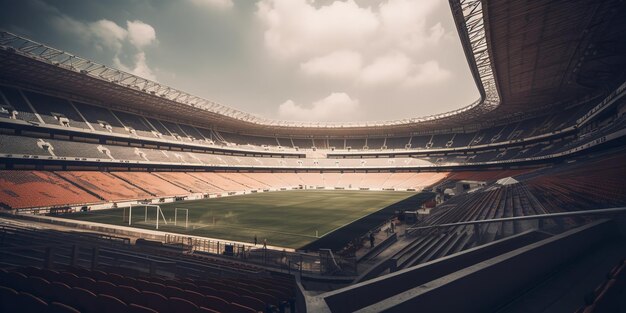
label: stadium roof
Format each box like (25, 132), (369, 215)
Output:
(1, 0), (625, 137)
(482, 0), (626, 116)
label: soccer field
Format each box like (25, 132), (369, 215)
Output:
(60, 190), (416, 248)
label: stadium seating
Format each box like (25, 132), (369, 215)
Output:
(380, 154), (626, 273)
(244, 172), (291, 188)
(143, 118), (178, 141)
(0, 155), (621, 214)
(574, 259), (626, 313)
(0, 171), (101, 209)
(112, 111), (159, 138)
(526, 153), (626, 211)
(56, 172), (152, 201)
(71, 102), (127, 134)
(22, 91), (90, 129)
(0, 85), (609, 160)
(0, 221), (298, 313)
(0, 266), (294, 313)
(291, 138), (312, 149)
(151, 172), (221, 193)
(0, 134), (51, 156)
(384, 136), (410, 149)
(177, 124), (206, 141)
(410, 135), (430, 149)
(109, 172), (189, 197)
(0, 86), (41, 123)
(188, 172), (247, 192)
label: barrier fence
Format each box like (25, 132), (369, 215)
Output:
(164, 234), (357, 276)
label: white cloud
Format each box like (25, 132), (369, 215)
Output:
(126, 20), (156, 49)
(278, 92), (360, 121)
(89, 19), (128, 50)
(51, 15), (89, 38)
(257, 0), (445, 59)
(378, 0), (443, 51)
(50, 14), (158, 81)
(300, 50), (362, 79)
(258, 0), (451, 92)
(360, 52), (411, 86)
(52, 17), (128, 51)
(114, 52), (157, 81)
(359, 52), (451, 87)
(257, 0), (379, 58)
(404, 60), (451, 87)
(189, 0), (233, 10)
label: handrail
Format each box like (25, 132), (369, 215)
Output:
(407, 207), (626, 231)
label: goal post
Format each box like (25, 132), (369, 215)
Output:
(124, 204), (168, 229)
(174, 208), (189, 228)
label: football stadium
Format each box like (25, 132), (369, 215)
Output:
(1, 0), (626, 312)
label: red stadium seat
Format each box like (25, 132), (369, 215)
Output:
(168, 297), (199, 312)
(0, 286), (19, 312)
(200, 295), (230, 312)
(47, 302), (81, 313)
(128, 303), (159, 313)
(229, 302), (258, 313)
(96, 294), (128, 313)
(133, 291), (170, 313)
(13, 292), (48, 313)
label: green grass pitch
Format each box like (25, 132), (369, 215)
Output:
(60, 190), (415, 248)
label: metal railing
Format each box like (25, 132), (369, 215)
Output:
(164, 234), (357, 276)
(407, 207), (626, 232)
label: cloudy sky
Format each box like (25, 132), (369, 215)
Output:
(0, 0), (478, 122)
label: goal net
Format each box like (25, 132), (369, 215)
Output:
(122, 204), (168, 230)
(174, 208), (189, 228)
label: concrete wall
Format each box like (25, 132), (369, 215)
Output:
(322, 230), (547, 312)
(356, 220), (616, 313)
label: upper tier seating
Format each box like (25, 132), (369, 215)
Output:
(112, 111), (158, 138)
(291, 138), (312, 149)
(23, 91), (90, 129)
(448, 132), (477, 148)
(72, 102), (127, 134)
(0, 85), (605, 155)
(159, 120), (192, 142)
(177, 124), (206, 141)
(428, 134), (453, 149)
(410, 135), (430, 149)
(0, 86), (40, 123)
(144, 118), (178, 141)
(384, 137), (410, 149)
(328, 139), (344, 149)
